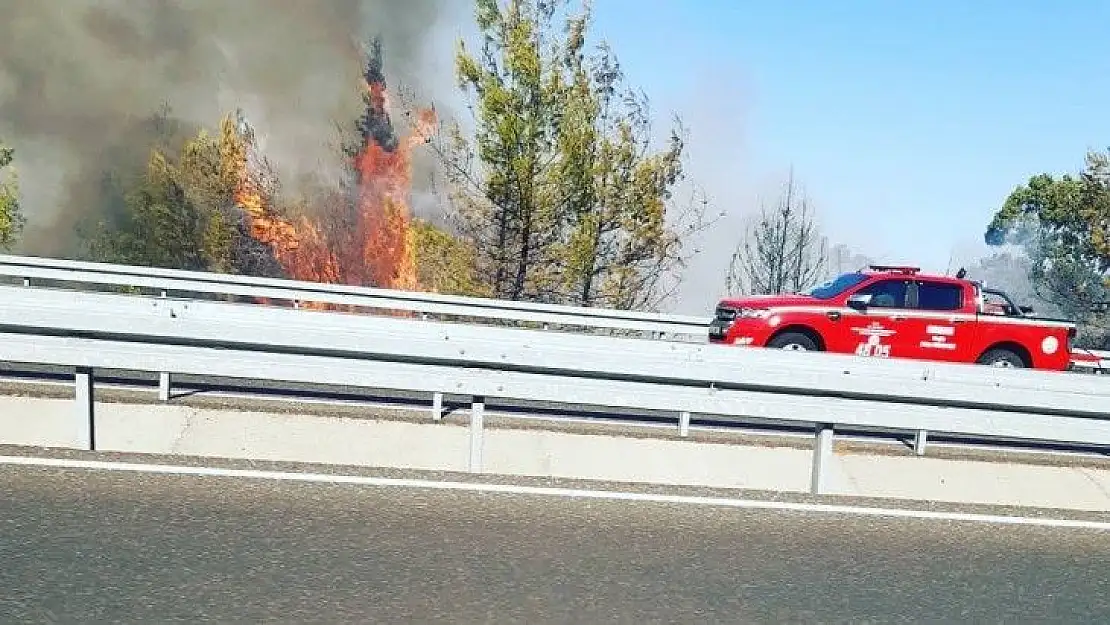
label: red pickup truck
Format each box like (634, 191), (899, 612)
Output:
(708, 265), (1079, 370)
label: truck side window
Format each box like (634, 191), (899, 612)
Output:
(854, 279), (907, 308)
(916, 280), (963, 311)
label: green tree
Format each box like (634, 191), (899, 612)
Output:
(0, 141), (25, 251)
(70, 104), (201, 261)
(177, 120), (239, 273)
(553, 31), (711, 310)
(88, 150), (208, 269)
(438, 0), (712, 309)
(411, 218), (490, 297)
(85, 110), (271, 274)
(984, 148), (1110, 318)
(439, 0), (565, 302)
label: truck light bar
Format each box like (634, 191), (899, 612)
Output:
(867, 265), (920, 275)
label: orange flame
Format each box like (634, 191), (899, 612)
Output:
(350, 97), (437, 291)
(231, 73), (436, 307)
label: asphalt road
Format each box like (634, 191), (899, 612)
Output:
(2, 464), (1110, 623)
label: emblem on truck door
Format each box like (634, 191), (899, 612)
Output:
(853, 322), (895, 358)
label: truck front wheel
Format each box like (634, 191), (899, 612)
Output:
(767, 331), (820, 352)
(977, 348), (1025, 368)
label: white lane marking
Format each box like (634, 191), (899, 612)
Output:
(1, 454), (1108, 531)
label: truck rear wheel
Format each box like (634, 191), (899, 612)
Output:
(977, 348), (1025, 368)
(767, 331), (820, 352)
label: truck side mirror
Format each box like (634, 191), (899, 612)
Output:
(847, 293), (871, 311)
(1019, 305), (1034, 314)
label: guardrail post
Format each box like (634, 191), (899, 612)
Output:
(810, 423), (834, 495)
(913, 430), (928, 456)
(431, 392), (443, 421)
(678, 411), (691, 437)
(469, 396), (485, 472)
(157, 290), (172, 401)
(158, 372), (172, 402)
(75, 367), (95, 451)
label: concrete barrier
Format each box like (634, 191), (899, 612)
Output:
(3, 394), (1110, 512)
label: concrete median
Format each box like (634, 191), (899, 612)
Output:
(3, 393), (1110, 512)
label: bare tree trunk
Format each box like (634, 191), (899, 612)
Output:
(726, 169), (828, 296)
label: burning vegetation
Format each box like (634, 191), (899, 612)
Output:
(55, 3), (708, 316)
(229, 39), (436, 294)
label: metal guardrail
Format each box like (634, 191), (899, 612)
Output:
(0, 284), (1107, 495)
(1072, 349), (1110, 374)
(0, 254), (709, 338)
(3, 253), (1104, 371)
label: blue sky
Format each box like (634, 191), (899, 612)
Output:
(586, 1), (1110, 297)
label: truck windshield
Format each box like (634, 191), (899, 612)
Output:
(806, 272), (869, 299)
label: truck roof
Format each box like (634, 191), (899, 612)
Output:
(861, 265), (967, 285)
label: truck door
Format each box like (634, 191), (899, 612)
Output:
(904, 279), (977, 363)
(841, 277), (914, 359)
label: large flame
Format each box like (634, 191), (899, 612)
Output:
(226, 43), (437, 305)
(342, 81), (436, 292)
(222, 111), (339, 289)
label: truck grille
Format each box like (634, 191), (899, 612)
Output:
(715, 306), (737, 322)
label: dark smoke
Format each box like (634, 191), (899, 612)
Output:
(0, 0), (457, 257)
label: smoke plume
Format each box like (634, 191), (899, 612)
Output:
(0, 0), (458, 257)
